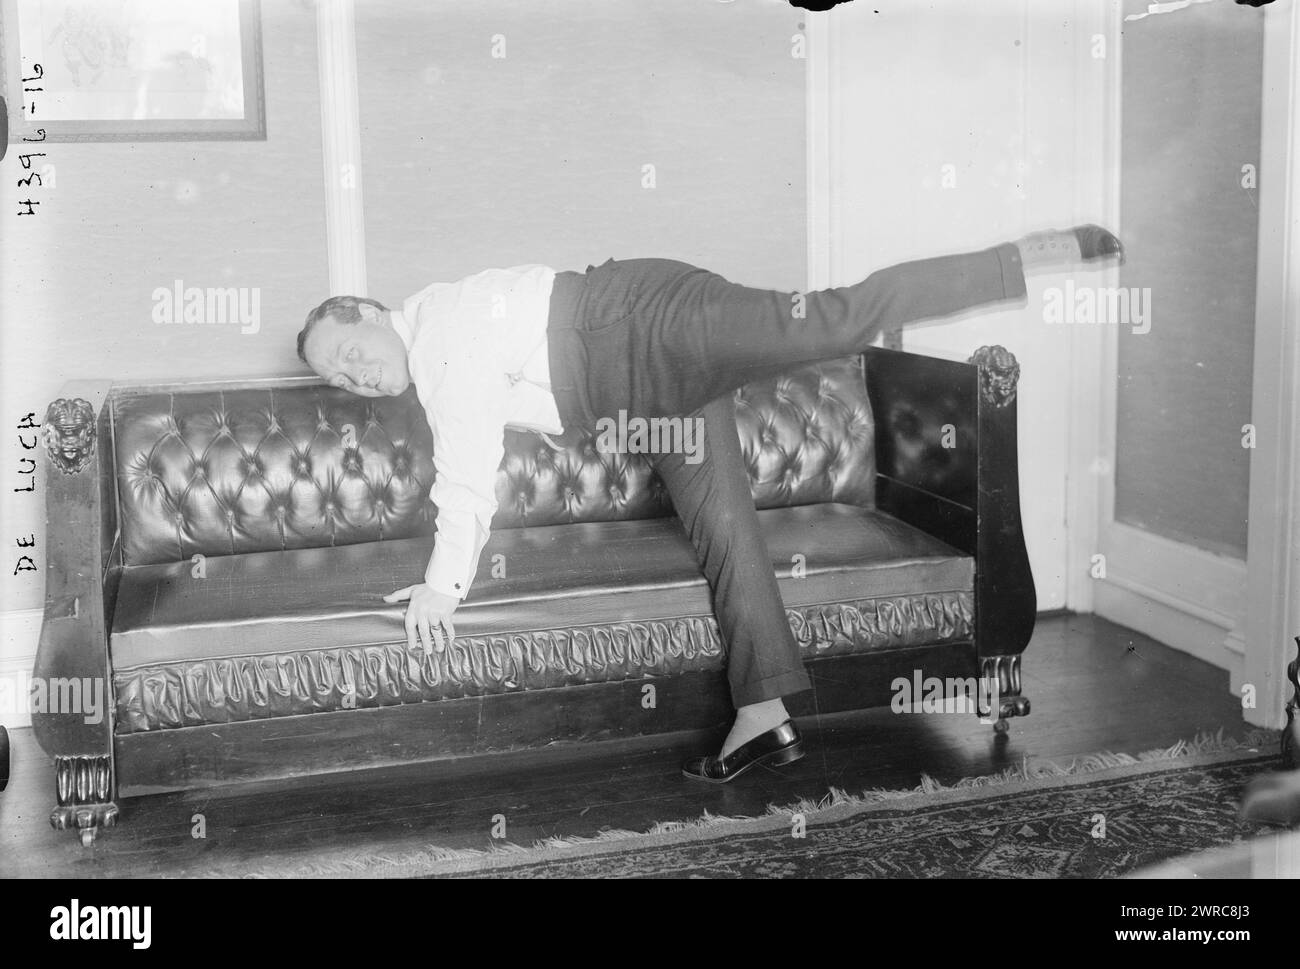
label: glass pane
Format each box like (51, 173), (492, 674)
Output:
(1114, 0), (1262, 558)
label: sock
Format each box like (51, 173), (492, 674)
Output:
(721, 698), (790, 758)
(1015, 224), (1123, 272)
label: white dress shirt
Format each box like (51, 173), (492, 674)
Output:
(392, 265), (564, 599)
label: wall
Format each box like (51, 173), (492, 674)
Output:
(0, 0), (806, 695)
(0, 0), (328, 617)
(353, 0), (806, 300)
(814, 0), (1109, 611)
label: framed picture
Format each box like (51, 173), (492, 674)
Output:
(1, 0), (264, 142)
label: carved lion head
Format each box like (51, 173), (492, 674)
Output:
(969, 345), (1021, 409)
(42, 398), (96, 474)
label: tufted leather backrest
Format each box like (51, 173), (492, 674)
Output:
(112, 357), (875, 566)
(112, 388), (439, 567)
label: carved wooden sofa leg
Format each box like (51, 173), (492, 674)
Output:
(50, 755), (118, 848)
(32, 383), (120, 847)
(981, 654), (1031, 734)
(1283, 637), (1300, 768)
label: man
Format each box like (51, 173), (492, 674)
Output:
(298, 226), (1122, 783)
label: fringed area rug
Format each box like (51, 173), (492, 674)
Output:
(237, 730), (1286, 879)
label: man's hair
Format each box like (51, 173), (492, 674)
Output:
(296, 295), (389, 363)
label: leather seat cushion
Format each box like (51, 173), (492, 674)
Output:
(111, 503), (974, 732)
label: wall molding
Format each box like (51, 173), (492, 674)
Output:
(1241, 0), (1300, 729)
(317, 0), (368, 296)
(805, 10), (838, 293)
(1064, 0), (1121, 615)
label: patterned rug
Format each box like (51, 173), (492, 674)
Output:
(232, 729), (1289, 878)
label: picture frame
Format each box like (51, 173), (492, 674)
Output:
(0, 0), (265, 143)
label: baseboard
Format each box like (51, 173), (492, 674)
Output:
(1092, 518), (1247, 705)
(0, 608), (42, 729)
(1094, 576), (1244, 686)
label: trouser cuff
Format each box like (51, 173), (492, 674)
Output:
(731, 668), (812, 708)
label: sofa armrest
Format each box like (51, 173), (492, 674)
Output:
(864, 346), (1035, 658)
(31, 381), (118, 760)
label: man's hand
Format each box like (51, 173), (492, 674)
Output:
(384, 583), (459, 654)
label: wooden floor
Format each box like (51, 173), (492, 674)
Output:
(0, 613), (1263, 877)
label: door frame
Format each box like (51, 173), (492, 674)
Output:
(1241, 0), (1300, 729)
(1083, 0), (1299, 729)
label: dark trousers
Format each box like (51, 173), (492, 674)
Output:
(547, 244), (1027, 707)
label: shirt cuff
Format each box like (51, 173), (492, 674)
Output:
(424, 510), (494, 599)
(424, 539), (474, 599)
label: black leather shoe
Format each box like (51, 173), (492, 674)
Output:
(681, 721), (804, 784)
(1073, 224), (1125, 265)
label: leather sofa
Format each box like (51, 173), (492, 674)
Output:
(32, 345), (1035, 845)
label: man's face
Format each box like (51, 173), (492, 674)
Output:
(303, 312), (412, 397)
